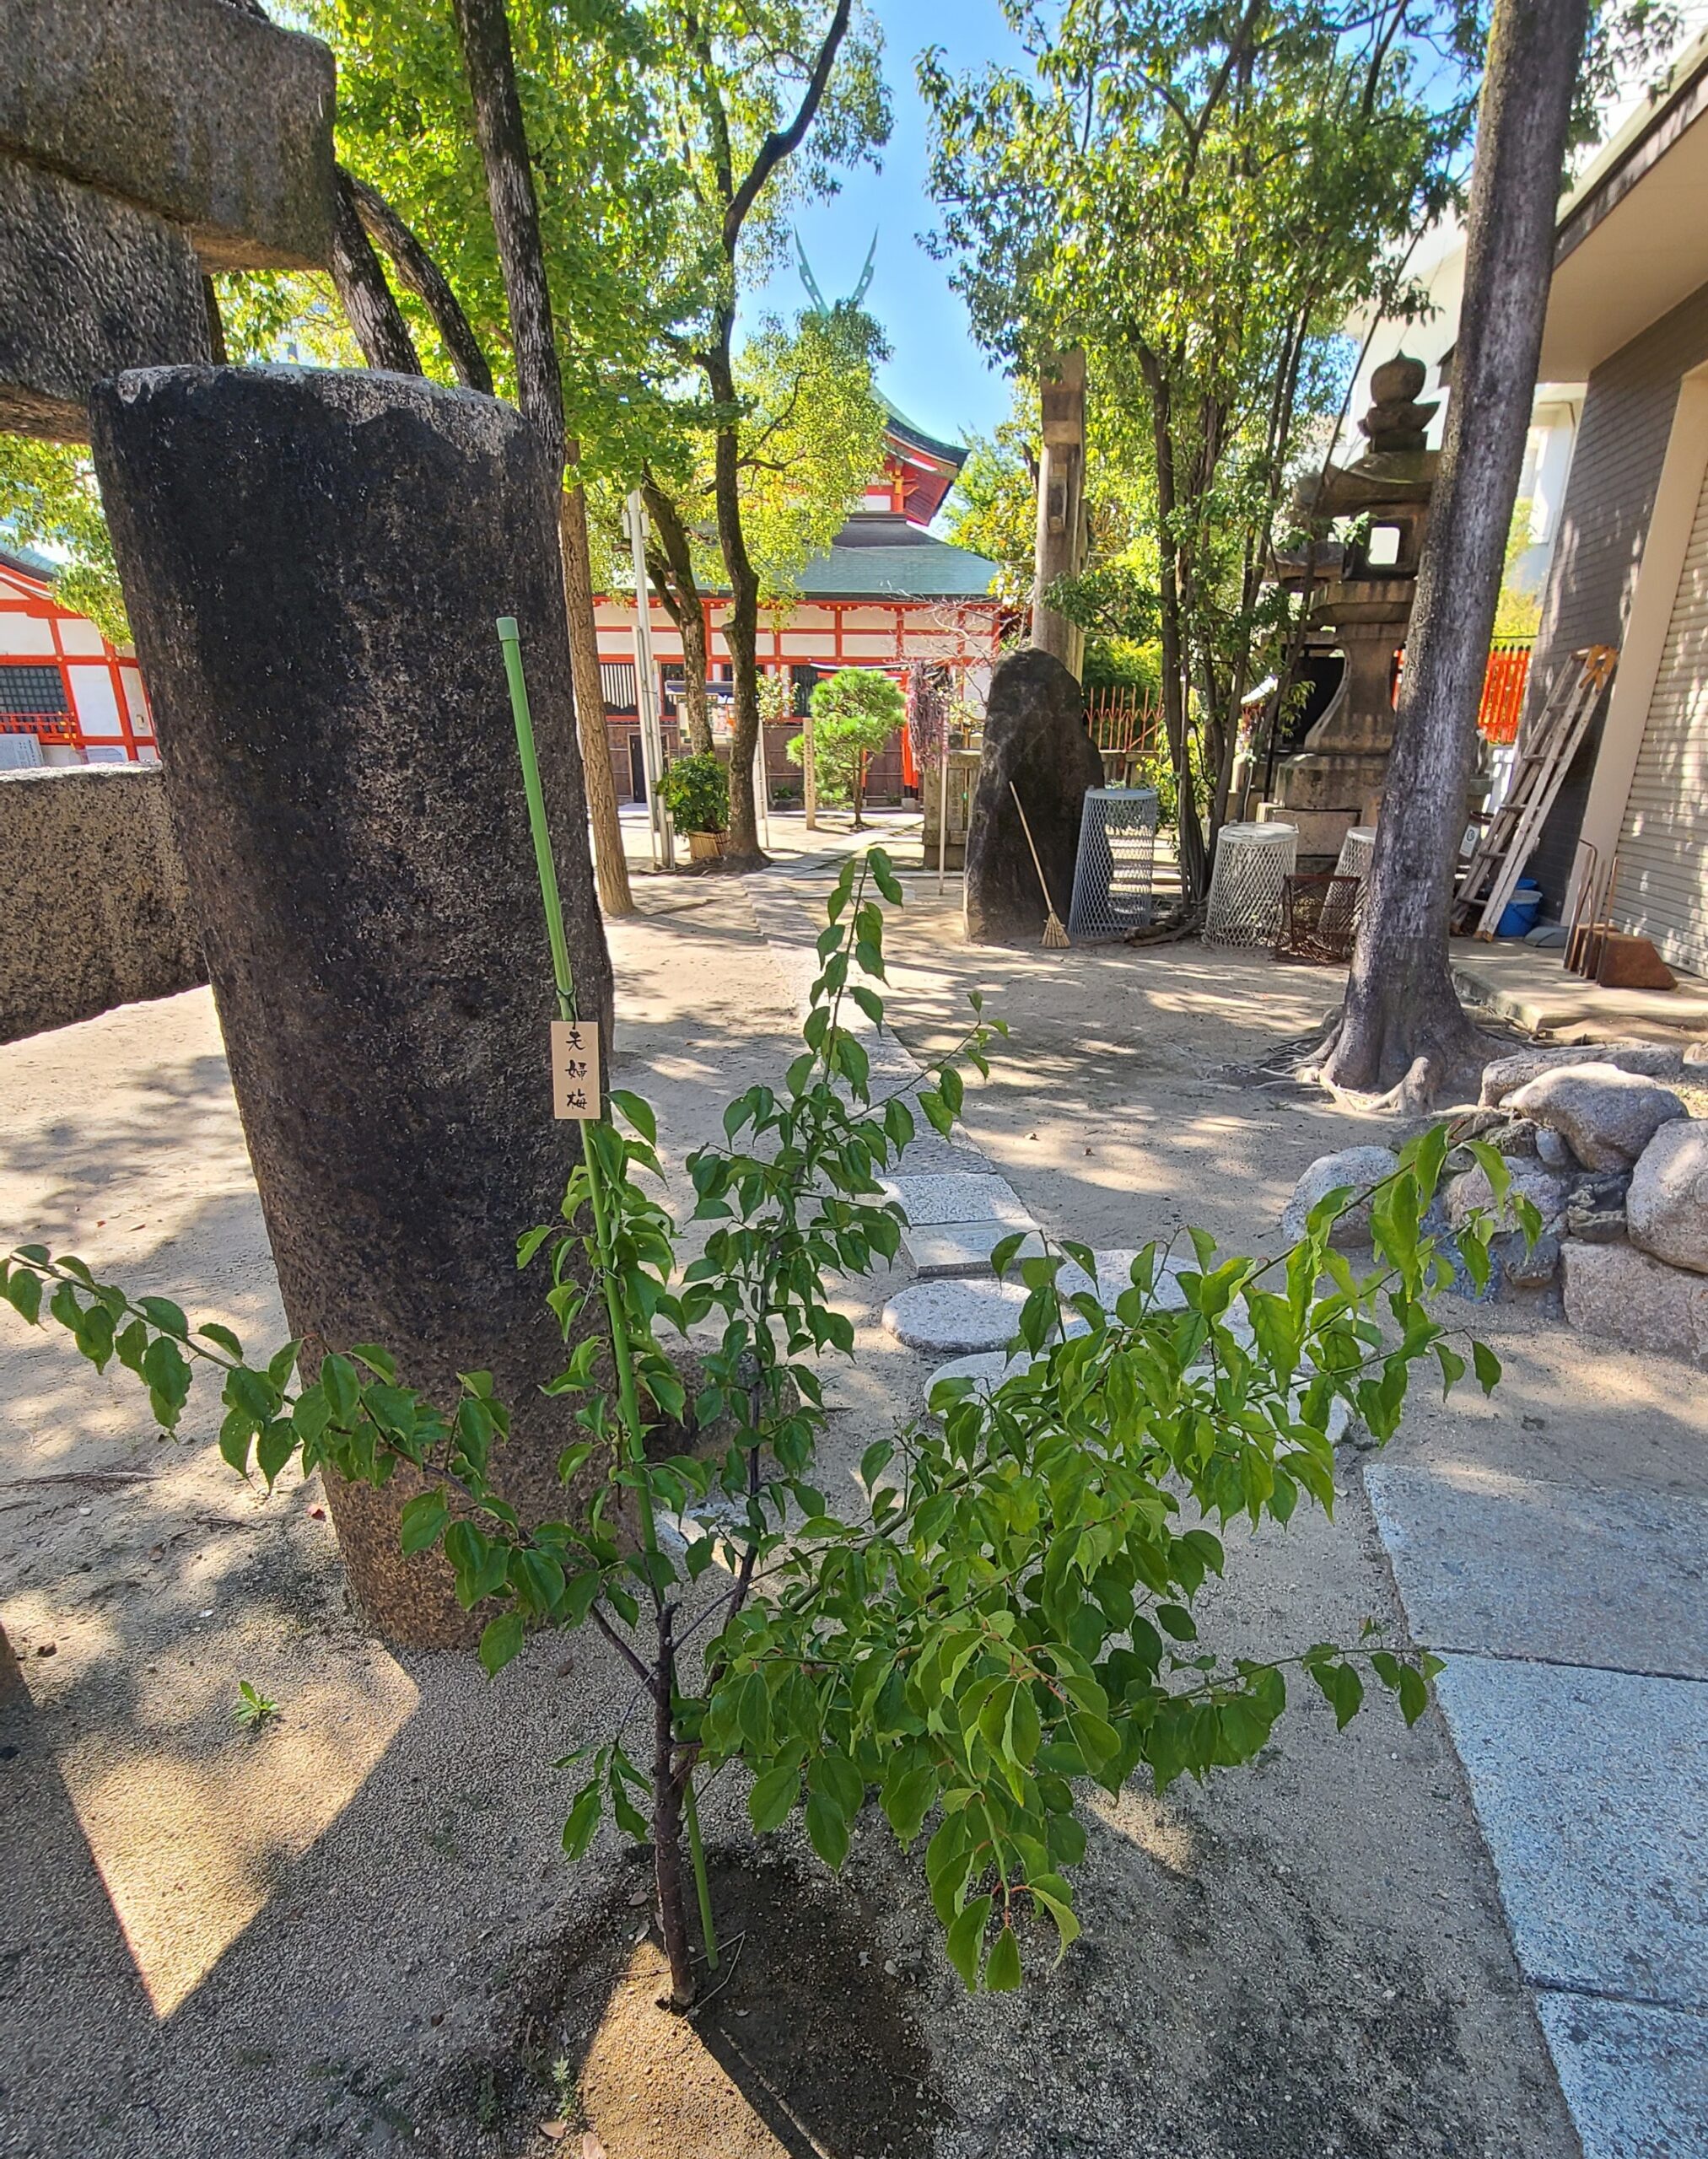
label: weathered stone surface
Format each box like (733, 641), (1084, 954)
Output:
(1507, 1063), (1689, 1171)
(0, 154), (208, 439)
(1563, 1174), (1630, 1244)
(89, 366), (612, 1646)
(964, 649), (1103, 944)
(1499, 1230), (1560, 1289)
(1561, 1240), (1708, 1363)
(1628, 1118), (1708, 1275)
(1537, 1997), (1708, 2159)
(1534, 1126), (1573, 1170)
(0, 0), (336, 272)
(1446, 1157), (1576, 1235)
(1280, 1144), (1399, 1246)
(0, 765), (204, 1042)
(1479, 1040), (1686, 1108)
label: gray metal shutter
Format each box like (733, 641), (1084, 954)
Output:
(1618, 462), (1708, 975)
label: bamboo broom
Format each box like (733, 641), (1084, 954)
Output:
(1008, 783), (1071, 948)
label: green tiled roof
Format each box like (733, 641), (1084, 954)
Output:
(797, 528), (1000, 600)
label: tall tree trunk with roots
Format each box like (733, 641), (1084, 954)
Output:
(450, 0), (633, 916)
(1316, 0), (1588, 1109)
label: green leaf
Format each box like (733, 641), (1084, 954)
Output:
(1472, 1341), (1501, 1394)
(946, 1893), (992, 1989)
(608, 1090), (657, 1144)
(748, 1765), (800, 1833)
(478, 1611), (525, 1678)
(399, 1490), (450, 1556)
(3, 1269), (42, 1325)
(256, 1421), (296, 1490)
(562, 1779), (603, 1860)
(1397, 1663), (1430, 1726)
(137, 1295), (188, 1339)
(804, 1790), (850, 1871)
(198, 1322), (245, 1359)
(984, 1926), (1022, 1992)
(989, 1231), (1026, 1279)
(880, 1763), (938, 1845)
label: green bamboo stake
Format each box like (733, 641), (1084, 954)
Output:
(683, 1770), (720, 1969)
(496, 616), (656, 1563)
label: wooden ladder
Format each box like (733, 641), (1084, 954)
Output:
(1453, 643), (1618, 939)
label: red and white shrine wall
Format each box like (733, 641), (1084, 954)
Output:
(592, 590), (1004, 805)
(0, 561), (157, 765)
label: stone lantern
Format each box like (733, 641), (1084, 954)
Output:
(1260, 356), (1440, 859)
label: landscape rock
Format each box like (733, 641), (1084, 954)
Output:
(1488, 1117), (1540, 1159)
(1563, 1182), (1630, 1243)
(1445, 1156), (1576, 1235)
(1479, 1041), (1686, 1107)
(1534, 1127), (1573, 1170)
(1506, 1063), (1689, 1172)
(1280, 1144), (1400, 1246)
(1499, 1230), (1561, 1290)
(1627, 1119), (1708, 1274)
(1561, 1240), (1708, 1363)
(964, 649), (1104, 944)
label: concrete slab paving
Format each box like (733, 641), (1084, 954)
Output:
(1433, 1656), (1708, 2010)
(881, 1171), (1032, 1227)
(1534, 1994), (1708, 2159)
(907, 1221), (1046, 1279)
(1366, 1465), (1708, 1679)
(882, 1276), (1032, 1353)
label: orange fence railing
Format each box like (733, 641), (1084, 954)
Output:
(1478, 639), (1533, 744)
(1086, 686), (1165, 756)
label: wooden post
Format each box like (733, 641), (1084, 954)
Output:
(1032, 350), (1087, 681)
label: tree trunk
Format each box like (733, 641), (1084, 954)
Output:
(1319, 0), (1587, 1109)
(329, 167), (421, 374)
(343, 169), (494, 394)
(450, 0), (563, 470)
(1140, 355), (1210, 907)
(451, 0), (633, 916)
(560, 485), (634, 914)
(651, 1608), (697, 2007)
(707, 332), (767, 867)
(802, 707), (818, 827)
(642, 479), (714, 756)
(853, 749), (865, 829)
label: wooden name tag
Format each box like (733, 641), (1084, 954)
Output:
(550, 1019), (601, 1120)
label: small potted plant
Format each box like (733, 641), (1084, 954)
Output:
(657, 751), (730, 861)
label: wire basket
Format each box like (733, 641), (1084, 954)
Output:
(1275, 873), (1363, 965)
(1068, 787), (1161, 942)
(1204, 821), (1297, 947)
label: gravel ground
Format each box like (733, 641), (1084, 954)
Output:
(0, 827), (1590, 2157)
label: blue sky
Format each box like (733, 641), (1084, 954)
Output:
(745, 0), (1028, 450)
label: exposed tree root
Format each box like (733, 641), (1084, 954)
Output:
(1301, 1001), (1501, 1115)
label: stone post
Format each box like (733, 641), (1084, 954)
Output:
(89, 366), (613, 1647)
(1031, 350), (1087, 681)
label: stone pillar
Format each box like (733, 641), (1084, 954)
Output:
(1031, 351), (1087, 681)
(89, 366), (613, 1648)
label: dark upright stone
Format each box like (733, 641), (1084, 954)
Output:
(89, 366), (612, 1647)
(964, 649), (1103, 944)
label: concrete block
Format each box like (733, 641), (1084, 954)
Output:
(0, 764), (204, 1042)
(883, 1278), (1031, 1354)
(0, 0), (335, 272)
(1434, 1656), (1708, 2008)
(1535, 1995), (1708, 2159)
(1365, 1465), (1708, 1678)
(0, 154), (208, 439)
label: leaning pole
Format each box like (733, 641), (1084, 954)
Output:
(89, 365), (613, 1647)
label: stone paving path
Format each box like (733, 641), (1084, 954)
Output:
(1365, 1461), (1708, 2157)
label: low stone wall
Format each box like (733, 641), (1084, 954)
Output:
(0, 764), (205, 1043)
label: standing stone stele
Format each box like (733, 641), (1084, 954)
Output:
(964, 649), (1104, 944)
(89, 366), (612, 1649)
